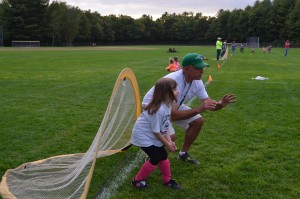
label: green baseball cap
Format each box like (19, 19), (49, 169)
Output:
(182, 53), (209, 69)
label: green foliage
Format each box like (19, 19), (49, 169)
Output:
(4, 0), (49, 41)
(286, 0), (300, 43)
(248, 0), (273, 41)
(0, 45), (299, 198)
(1, 1), (300, 46)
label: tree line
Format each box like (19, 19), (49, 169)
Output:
(0, 0), (299, 47)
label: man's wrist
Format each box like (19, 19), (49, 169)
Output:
(197, 106), (204, 113)
(217, 101), (224, 108)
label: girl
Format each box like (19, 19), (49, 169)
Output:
(165, 58), (179, 72)
(131, 78), (181, 190)
(173, 56), (181, 70)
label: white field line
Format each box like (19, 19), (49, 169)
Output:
(95, 150), (145, 199)
(214, 80), (297, 84)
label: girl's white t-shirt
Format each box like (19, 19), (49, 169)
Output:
(131, 103), (171, 147)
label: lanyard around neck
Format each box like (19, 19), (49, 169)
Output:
(178, 74), (192, 108)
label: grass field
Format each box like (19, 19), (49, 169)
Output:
(0, 45), (299, 199)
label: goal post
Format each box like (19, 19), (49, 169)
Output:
(11, 40), (40, 47)
(246, 37), (259, 48)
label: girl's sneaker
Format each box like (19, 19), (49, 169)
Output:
(164, 179), (181, 189)
(132, 178), (148, 190)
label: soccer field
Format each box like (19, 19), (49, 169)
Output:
(0, 46), (299, 198)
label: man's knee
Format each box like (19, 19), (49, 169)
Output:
(190, 117), (204, 128)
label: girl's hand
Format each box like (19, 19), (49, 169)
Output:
(166, 141), (177, 152)
(172, 142), (177, 151)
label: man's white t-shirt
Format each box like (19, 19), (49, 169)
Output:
(142, 70), (209, 107)
(131, 103), (171, 147)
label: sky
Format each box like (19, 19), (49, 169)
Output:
(52, 0), (258, 19)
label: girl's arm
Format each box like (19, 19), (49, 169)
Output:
(165, 130), (177, 151)
(165, 129), (172, 143)
(154, 132), (176, 152)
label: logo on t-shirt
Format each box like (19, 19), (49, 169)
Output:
(161, 114), (171, 135)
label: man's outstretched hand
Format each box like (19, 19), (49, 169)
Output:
(220, 94), (236, 107)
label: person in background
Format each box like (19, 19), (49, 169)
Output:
(284, 40), (290, 56)
(262, 46), (266, 53)
(142, 53), (236, 165)
(167, 48), (178, 53)
(173, 56), (181, 70)
(231, 41), (236, 56)
(240, 43), (244, 53)
(221, 39), (227, 57)
(131, 78), (181, 190)
(166, 58), (179, 72)
(267, 45), (272, 53)
(216, 37), (222, 60)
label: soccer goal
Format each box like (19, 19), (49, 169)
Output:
(11, 40), (40, 47)
(246, 37), (259, 48)
(0, 68), (141, 199)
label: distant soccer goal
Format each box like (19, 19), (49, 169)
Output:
(246, 37), (259, 48)
(11, 40), (40, 47)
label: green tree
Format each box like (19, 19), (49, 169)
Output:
(159, 12), (180, 42)
(286, 0), (300, 45)
(0, 0), (9, 45)
(205, 9), (230, 42)
(106, 15), (122, 42)
(205, 18), (219, 42)
(108, 14), (139, 42)
(227, 9), (243, 41)
(248, 0), (273, 43)
(1, 0), (300, 46)
(60, 5), (81, 46)
(271, 0), (296, 44)
(0, 0), (9, 26)
(193, 14), (212, 43)
(237, 7), (251, 42)
(85, 11), (104, 43)
(136, 15), (160, 42)
(49, 2), (81, 46)
(176, 12), (197, 43)
(119, 15), (139, 42)
(4, 0), (49, 43)
(217, 9), (231, 39)
(76, 11), (92, 43)
(100, 16), (115, 42)
(48, 1), (66, 46)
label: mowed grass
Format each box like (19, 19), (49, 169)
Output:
(0, 46), (299, 199)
